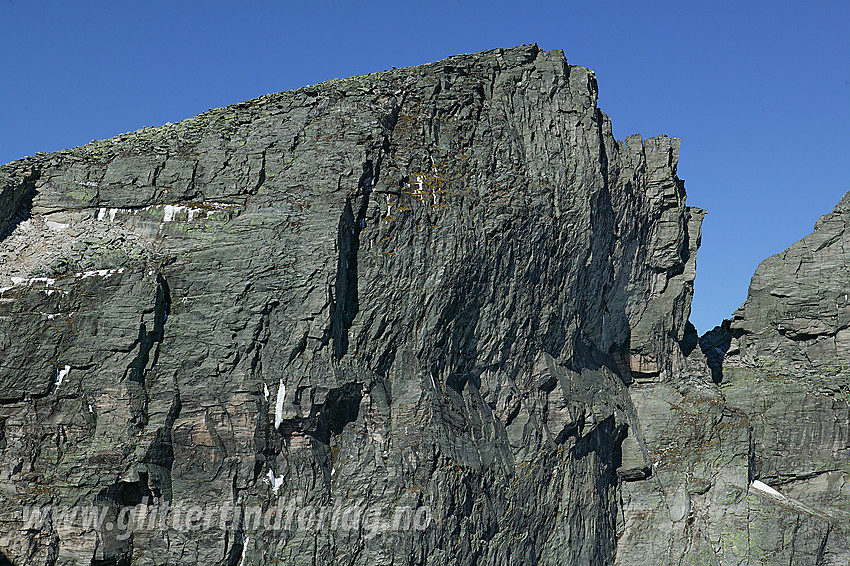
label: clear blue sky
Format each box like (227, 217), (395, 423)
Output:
(2, 1), (848, 333)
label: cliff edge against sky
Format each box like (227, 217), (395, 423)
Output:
(0, 45), (847, 565)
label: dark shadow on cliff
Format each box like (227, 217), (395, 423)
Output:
(681, 322), (700, 357)
(95, 474), (153, 507)
(312, 382), (363, 445)
(565, 111), (636, 386)
(0, 167), (38, 244)
(434, 264), (484, 396)
(699, 319), (734, 383)
(127, 275), (171, 386)
(330, 160), (374, 359)
(225, 533), (244, 566)
(91, 476), (151, 566)
(574, 414), (627, 466)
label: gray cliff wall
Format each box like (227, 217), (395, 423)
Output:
(3, 44), (844, 566)
(617, 196), (850, 564)
(707, 192), (850, 564)
(0, 45), (699, 565)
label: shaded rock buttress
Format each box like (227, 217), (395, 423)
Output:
(0, 45), (703, 565)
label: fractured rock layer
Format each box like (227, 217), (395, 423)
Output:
(0, 44), (845, 565)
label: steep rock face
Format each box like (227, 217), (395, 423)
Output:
(618, 195), (850, 565)
(3, 42), (846, 566)
(720, 193), (850, 562)
(0, 45), (703, 565)
(731, 191), (850, 364)
(615, 193), (850, 565)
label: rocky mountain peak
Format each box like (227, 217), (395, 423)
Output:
(0, 45), (847, 565)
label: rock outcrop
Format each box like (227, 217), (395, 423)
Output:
(708, 193), (850, 563)
(0, 44), (846, 565)
(617, 199), (850, 565)
(614, 191), (850, 564)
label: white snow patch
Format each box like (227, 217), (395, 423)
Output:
(264, 468), (284, 495)
(96, 202), (239, 224)
(80, 269), (109, 279)
(11, 277), (56, 286)
(45, 220), (69, 231)
(263, 383), (270, 402)
(3, 277), (76, 298)
(274, 379), (286, 429)
(751, 480), (785, 499)
(96, 208), (124, 221)
(88, 404), (94, 413)
(43, 312), (74, 320)
(162, 204), (207, 222)
(3, 277), (65, 296)
(77, 268), (124, 279)
(162, 204), (185, 222)
(238, 533), (249, 566)
(55, 365), (71, 387)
